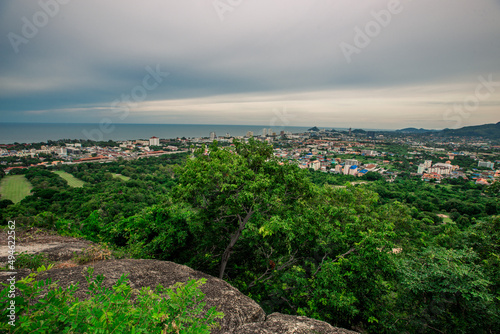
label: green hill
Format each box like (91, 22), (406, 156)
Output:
(441, 121), (500, 139)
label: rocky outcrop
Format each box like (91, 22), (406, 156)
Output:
(228, 312), (359, 334)
(25, 259), (355, 334)
(0, 230), (357, 334)
(35, 259), (266, 334)
(31, 259), (357, 334)
(0, 229), (92, 264)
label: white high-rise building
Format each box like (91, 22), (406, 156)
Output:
(246, 131), (253, 137)
(149, 136), (160, 146)
(417, 164), (426, 174)
(210, 132), (216, 141)
(262, 128), (268, 137)
(344, 159), (359, 167)
(478, 161), (495, 169)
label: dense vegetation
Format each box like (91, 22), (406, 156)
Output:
(1, 140), (499, 333)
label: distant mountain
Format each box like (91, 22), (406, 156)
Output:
(440, 122), (500, 140)
(308, 126), (320, 132)
(396, 127), (437, 133)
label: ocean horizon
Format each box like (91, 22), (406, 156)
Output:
(0, 122), (320, 145)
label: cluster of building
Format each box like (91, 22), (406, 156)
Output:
(2, 128), (499, 186)
(1, 136), (188, 174)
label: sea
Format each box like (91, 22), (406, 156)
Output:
(0, 123), (314, 144)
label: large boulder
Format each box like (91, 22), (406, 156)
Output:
(1, 257), (358, 333)
(35, 259), (265, 334)
(228, 312), (359, 334)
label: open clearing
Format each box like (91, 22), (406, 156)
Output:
(53, 171), (85, 187)
(0, 175), (33, 203)
(113, 173), (130, 181)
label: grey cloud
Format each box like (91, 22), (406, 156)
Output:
(1, 0), (499, 128)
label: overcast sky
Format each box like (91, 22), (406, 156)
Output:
(1, 0), (499, 130)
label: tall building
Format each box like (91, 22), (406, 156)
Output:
(246, 131), (253, 137)
(310, 160), (321, 171)
(149, 136), (160, 146)
(262, 128), (268, 137)
(344, 159), (359, 166)
(478, 161), (495, 169)
(210, 132), (216, 141)
(417, 164), (426, 174)
(344, 164), (358, 175)
(424, 160), (433, 168)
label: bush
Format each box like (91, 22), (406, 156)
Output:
(0, 266), (224, 333)
(12, 252), (51, 270)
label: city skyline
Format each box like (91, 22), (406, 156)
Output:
(1, 0), (500, 130)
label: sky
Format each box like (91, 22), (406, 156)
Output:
(1, 0), (499, 130)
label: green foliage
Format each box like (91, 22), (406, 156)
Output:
(101, 202), (194, 262)
(172, 139), (314, 278)
(2, 139), (499, 333)
(395, 247), (497, 333)
(12, 252), (51, 270)
(0, 199), (14, 209)
(368, 178), (494, 221)
(0, 266), (223, 333)
(243, 185), (403, 331)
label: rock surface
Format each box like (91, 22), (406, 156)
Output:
(229, 312), (359, 334)
(32, 259), (357, 333)
(36, 259), (266, 334)
(0, 228), (92, 264)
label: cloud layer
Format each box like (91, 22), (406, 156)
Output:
(1, 0), (499, 129)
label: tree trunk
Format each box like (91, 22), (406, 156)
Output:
(219, 209), (254, 279)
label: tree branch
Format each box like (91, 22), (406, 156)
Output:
(219, 208), (255, 279)
(248, 251), (298, 288)
(312, 247), (356, 278)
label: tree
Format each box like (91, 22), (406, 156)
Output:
(395, 247), (496, 333)
(173, 139), (313, 279)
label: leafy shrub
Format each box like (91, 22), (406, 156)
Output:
(13, 252), (51, 270)
(0, 266), (224, 333)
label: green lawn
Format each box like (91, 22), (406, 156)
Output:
(113, 173), (131, 181)
(53, 171), (85, 187)
(0, 175), (33, 203)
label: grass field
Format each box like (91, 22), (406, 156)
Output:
(53, 171), (85, 187)
(113, 173), (131, 181)
(0, 175), (33, 203)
